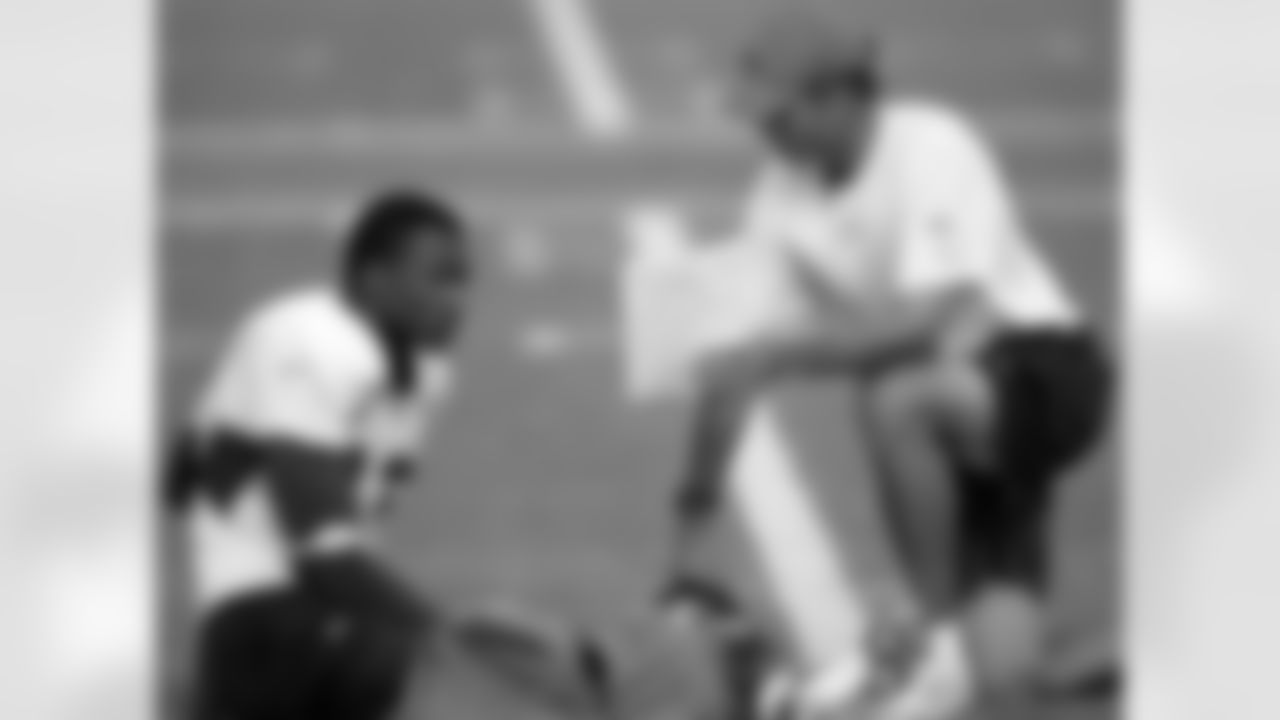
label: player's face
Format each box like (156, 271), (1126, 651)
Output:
(386, 232), (471, 348)
(748, 75), (875, 185)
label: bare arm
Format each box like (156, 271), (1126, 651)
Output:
(768, 246), (994, 376)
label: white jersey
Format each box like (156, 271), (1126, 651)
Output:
(743, 99), (1080, 328)
(185, 285), (453, 611)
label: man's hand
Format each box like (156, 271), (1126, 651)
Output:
(938, 308), (998, 364)
(932, 288), (1001, 363)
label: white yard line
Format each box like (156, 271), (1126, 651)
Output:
(732, 404), (870, 673)
(516, 319), (616, 361)
(526, 0), (635, 139)
(164, 187), (1114, 234)
(165, 110), (1111, 158)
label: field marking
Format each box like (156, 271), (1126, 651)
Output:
(166, 109), (1111, 158)
(164, 187), (1115, 233)
(732, 404), (870, 673)
(527, 0), (635, 139)
(516, 320), (616, 361)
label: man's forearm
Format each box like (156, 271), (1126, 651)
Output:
(777, 285), (996, 377)
(665, 375), (753, 612)
(774, 308), (942, 377)
(674, 373), (755, 529)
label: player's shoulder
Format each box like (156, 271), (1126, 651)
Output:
(882, 97), (991, 158)
(881, 97), (1002, 192)
(237, 284), (384, 380)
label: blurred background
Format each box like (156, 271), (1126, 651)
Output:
(162, 0), (1118, 715)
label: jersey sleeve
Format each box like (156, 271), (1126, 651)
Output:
(195, 319), (375, 448)
(897, 116), (1019, 296)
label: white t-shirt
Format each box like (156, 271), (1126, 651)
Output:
(185, 285), (453, 611)
(742, 99), (1080, 328)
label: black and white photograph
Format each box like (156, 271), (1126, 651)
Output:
(161, 0), (1120, 718)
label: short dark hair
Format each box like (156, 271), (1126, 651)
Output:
(739, 8), (881, 99)
(343, 188), (466, 274)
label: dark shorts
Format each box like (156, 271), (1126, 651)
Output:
(194, 554), (432, 720)
(961, 327), (1114, 592)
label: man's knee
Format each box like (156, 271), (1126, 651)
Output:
(301, 553), (432, 642)
(197, 588), (334, 720)
(320, 620), (421, 720)
(864, 363), (993, 460)
(197, 574), (426, 720)
(866, 369), (932, 431)
(866, 366), (953, 433)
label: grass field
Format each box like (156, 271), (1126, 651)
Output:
(162, 0), (1120, 717)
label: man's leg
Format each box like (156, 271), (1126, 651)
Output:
(952, 436), (1061, 699)
(864, 327), (1113, 708)
(859, 360), (996, 624)
(299, 553), (434, 720)
(194, 586), (335, 720)
(958, 329), (1114, 700)
(853, 358), (1018, 719)
(668, 376), (877, 719)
